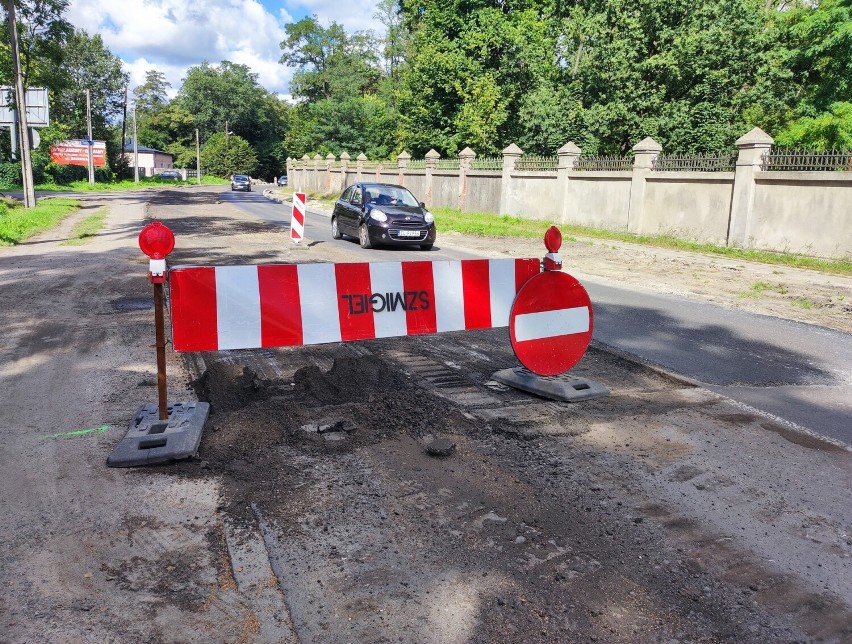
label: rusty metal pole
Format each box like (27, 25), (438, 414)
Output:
(153, 281), (168, 421)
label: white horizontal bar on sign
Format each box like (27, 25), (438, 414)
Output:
(514, 306), (589, 342)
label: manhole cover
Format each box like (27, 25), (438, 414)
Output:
(112, 297), (154, 312)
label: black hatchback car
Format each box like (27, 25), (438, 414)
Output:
(331, 183), (436, 250)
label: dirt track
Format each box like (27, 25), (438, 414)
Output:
(0, 187), (849, 642)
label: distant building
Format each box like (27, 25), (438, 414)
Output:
(122, 140), (174, 177)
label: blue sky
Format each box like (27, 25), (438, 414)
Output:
(65, 0), (382, 100)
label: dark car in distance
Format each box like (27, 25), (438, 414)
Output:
(331, 183), (436, 250)
(231, 174), (251, 191)
(277, 175), (288, 186)
(159, 169), (182, 180)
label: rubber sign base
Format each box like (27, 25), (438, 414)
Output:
(107, 401), (210, 467)
(492, 367), (609, 403)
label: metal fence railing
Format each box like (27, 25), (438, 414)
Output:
(762, 149), (852, 171)
(653, 152), (737, 172)
(407, 159), (426, 170)
(515, 155), (558, 171)
(435, 158), (461, 170)
(471, 157), (503, 170)
(575, 155), (633, 171)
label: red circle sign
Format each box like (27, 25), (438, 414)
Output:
(509, 271), (593, 376)
(138, 221), (175, 259)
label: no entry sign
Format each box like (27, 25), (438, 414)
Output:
(509, 270), (593, 376)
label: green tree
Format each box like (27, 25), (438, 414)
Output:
(49, 29), (128, 139)
(0, 0), (72, 88)
(133, 69), (170, 112)
(279, 16), (381, 102)
(176, 60), (287, 178)
(200, 131), (257, 178)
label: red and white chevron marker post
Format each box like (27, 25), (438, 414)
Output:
(169, 258), (540, 352)
(509, 226), (594, 376)
(290, 191), (306, 243)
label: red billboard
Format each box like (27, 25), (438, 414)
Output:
(50, 140), (107, 167)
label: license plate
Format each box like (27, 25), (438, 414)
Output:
(398, 230), (420, 237)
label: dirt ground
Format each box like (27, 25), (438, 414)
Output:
(1, 187), (849, 643)
(156, 189), (849, 642)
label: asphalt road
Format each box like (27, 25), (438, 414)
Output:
(228, 188), (852, 447)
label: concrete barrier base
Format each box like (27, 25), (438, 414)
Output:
(492, 367), (609, 402)
(107, 401), (210, 467)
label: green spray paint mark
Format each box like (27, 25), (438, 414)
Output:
(44, 425), (110, 440)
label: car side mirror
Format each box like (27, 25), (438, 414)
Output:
(419, 202), (425, 208)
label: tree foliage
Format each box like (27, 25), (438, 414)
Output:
(2, 0), (850, 189)
(200, 132), (258, 178)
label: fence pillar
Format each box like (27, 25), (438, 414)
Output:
(627, 137), (662, 234)
(311, 154), (322, 193)
(425, 149), (439, 206)
(340, 152), (350, 191)
(325, 153), (335, 193)
(356, 153), (367, 182)
(558, 142), (581, 224)
(301, 154), (310, 192)
(458, 147), (475, 211)
(499, 144), (523, 215)
(397, 150), (410, 186)
(728, 127), (773, 249)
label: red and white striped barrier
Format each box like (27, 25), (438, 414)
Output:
(290, 192), (305, 242)
(169, 258), (540, 352)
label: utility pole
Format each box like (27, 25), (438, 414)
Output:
(121, 85), (128, 173)
(85, 89), (94, 186)
(133, 105), (139, 182)
(195, 128), (201, 185)
(5, 0), (36, 207)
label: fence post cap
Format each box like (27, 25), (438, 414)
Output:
(357, 153), (368, 161)
(340, 151), (350, 161)
(558, 142), (581, 155)
(736, 127), (774, 147)
(397, 150), (411, 160)
(425, 149), (441, 159)
(502, 143), (523, 156)
(633, 137), (662, 153)
(459, 147), (476, 158)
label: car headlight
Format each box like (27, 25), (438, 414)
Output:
(424, 211), (434, 224)
(370, 209), (387, 222)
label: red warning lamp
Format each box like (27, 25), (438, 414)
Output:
(138, 221), (175, 283)
(543, 225), (563, 271)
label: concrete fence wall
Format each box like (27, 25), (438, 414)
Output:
(287, 128), (852, 259)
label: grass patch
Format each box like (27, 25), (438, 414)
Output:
(31, 175), (228, 192)
(62, 210), (107, 246)
(0, 197), (80, 246)
(751, 281), (773, 293)
(432, 208), (852, 276)
(792, 297), (814, 309)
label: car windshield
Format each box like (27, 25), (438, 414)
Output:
(234, 175), (249, 181)
(365, 186), (419, 207)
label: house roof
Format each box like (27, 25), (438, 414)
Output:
(122, 144), (170, 155)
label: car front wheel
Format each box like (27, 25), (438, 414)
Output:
(359, 224), (372, 249)
(331, 217), (342, 240)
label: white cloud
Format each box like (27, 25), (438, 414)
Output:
(66, 0), (295, 96)
(290, 0), (384, 32)
(66, 0), (385, 98)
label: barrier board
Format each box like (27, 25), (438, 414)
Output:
(169, 258), (541, 352)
